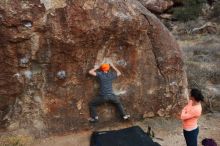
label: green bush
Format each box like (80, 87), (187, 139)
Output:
(172, 0), (206, 22)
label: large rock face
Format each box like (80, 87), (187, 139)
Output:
(0, 0), (187, 136)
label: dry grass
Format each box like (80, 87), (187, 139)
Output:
(0, 135), (33, 146)
(179, 35), (220, 112)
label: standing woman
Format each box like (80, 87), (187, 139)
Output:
(180, 88), (204, 146)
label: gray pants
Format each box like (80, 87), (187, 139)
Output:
(89, 94), (126, 118)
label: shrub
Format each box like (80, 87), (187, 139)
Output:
(172, 0), (206, 21)
(0, 136), (33, 146)
(211, 1), (220, 18)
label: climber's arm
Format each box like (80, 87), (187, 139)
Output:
(110, 63), (121, 76)
(89, 65), (99, 76)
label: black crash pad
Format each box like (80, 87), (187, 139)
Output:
(90, 126), (161, 146)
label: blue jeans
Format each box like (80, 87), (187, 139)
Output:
(183, 127), (199, 146)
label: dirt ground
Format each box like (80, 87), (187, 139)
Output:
(32, 112), (220, 146)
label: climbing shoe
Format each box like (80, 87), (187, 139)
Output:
(123, 114), (130, 120)
(89, 116), (99, 123)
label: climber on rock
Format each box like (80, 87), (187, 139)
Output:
(88, 63), (130, 123)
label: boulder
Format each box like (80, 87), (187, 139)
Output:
(138, 0), (174, 13)
(0, 0), (187, 136)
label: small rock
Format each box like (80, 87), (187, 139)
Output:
(7, 122), (19, 130)
(160, 14), (173, 20)
(139, 0), (174, 13)
(157, 109), (165, 117)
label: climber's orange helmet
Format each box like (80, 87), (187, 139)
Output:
(100, 64), (110, 71)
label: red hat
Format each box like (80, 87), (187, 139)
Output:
(100, 64), (110, 71)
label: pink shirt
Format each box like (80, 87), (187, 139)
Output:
(180, 100), (202, 130)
